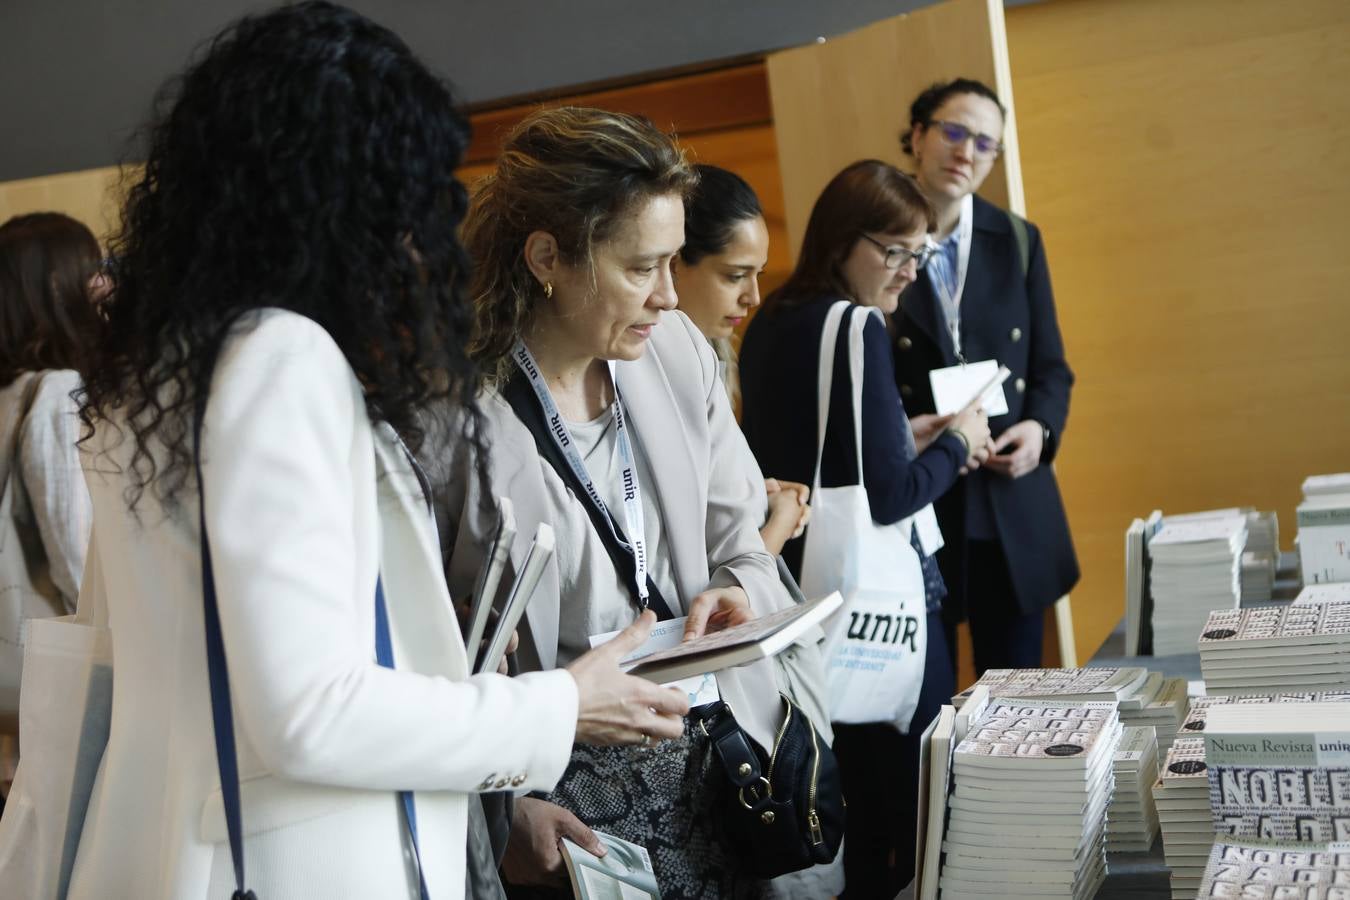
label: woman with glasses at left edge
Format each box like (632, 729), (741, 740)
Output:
(896, 79), (1079, 682)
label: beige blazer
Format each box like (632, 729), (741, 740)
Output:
(66, 310), (578, 900)
(434, 311), (787, 750)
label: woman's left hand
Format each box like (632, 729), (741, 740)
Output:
(983, 419), (1044, 479)
(683, 586), (754, 641)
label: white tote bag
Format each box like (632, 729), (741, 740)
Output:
(798, 301), (930, 732)
(0, 528), (112, 900)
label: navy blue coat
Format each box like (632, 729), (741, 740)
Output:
(893, 194), (1079, 623)
(738, 296), (968, 580)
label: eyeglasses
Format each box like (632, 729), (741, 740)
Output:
(928, 120), (1004, 158)
(858, 233), (936, 270)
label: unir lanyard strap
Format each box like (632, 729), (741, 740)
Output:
(506, 341), (674, 620)
(932, 193), (975, 364)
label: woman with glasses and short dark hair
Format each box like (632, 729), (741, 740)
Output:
(897, 77), (1079, 679)
(738, 159), (990, 896)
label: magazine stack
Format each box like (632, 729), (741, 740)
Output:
(1150, 737), (1213, 898)
(1197, 601), (1350, 695)
(1297, 473), (1350, 587)
(938, 699), (1121, 900)
(1148, 516), (1246, 656)
(953, 667), (1186, 755)
(1194, 701), (1350, 896)
(1105, 725), (1160, 855)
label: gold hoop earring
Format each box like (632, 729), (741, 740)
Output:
(543, 282), (553, 299)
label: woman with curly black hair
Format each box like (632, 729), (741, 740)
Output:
(52, 4), (685, 898)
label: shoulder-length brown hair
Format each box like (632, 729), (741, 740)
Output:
(0, 212), (104, 386)
(462, 106), (698, 379)
(765, 159), (935, 310)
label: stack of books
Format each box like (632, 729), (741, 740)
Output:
(1149, 516), (1247, 656)
(1104, 726), (1160, 856)
(1150, 737), (1213, 898)
(938, 699), (1121, 900)
(1194, 702), (1350, 894)
(1158, 693), (1350, 898)
(1238, 510), (1280, 607)
(1297, 474), (1350, 587)
(1197, 601), (1350, 695)
(1204, 702), (1350, 841)
(1123, 511), (1164, 656)
(1196, 838), (1350, 897)
(954, 667), (1187, 755)
(1177, 690), (1350, 740)
(952, 666), (1149, 708)
(1295, 582), (1350, 605)
(1120, 673), (1188, 756)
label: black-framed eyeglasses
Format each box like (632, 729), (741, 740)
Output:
(859, 233), (936, 270)
(928, 119), (1004, 158)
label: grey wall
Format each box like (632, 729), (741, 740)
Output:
(0, 0), (1033, 182)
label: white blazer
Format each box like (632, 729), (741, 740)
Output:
(435, 311), (787, 751)
(67, 310), (578, 899)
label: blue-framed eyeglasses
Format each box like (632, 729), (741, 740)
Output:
(928, 120), (1004, 158)
(858, 234), (936, 270)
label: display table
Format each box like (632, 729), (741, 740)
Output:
(1087, 622), (1196, 899)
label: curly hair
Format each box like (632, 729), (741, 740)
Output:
(900, 77), (1006, 156)
(0, 212), (105, 385)
(462, 106), (698, 378)
(80, 1), (482, 509)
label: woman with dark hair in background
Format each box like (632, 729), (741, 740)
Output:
(54, 5), (681, 897)
(673, 164), (842, 899)
(897, 78), (1078, 676)
(672, 164), (809, 555)
(0, 211), (107, 798)
(738, 159), (989, 896)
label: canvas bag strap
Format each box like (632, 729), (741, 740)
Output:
(811, 302), (871, 495)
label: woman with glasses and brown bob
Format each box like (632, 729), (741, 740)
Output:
(738, 159), (990, 896)
(896, 78), (1079, 679)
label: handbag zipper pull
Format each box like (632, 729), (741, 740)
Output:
(808, 810), (823, 846)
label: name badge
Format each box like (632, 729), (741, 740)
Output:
(929, 359), (1009, 417)
(590, 617), (722, 707)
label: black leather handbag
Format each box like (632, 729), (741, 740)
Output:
(693, 694), (845, 879)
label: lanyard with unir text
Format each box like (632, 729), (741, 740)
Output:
(933, 193), (975, 364)
(510, 339), (653, 610)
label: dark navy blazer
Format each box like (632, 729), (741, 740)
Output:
(893, 194), (1079, 622)
(739, 296), (967, 580)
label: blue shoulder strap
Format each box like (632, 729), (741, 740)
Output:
(197, 427), (431, 899)
(374, 576), (432, 900)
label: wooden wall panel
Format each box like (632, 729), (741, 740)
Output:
(766, 0), (1023, 251)
(1005, 0), (1350, 659)
(458, 66), (792, 303)
(0, 166), (128, 242)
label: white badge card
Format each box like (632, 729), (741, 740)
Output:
(929, 359), (1010, 417)
(590, 617), (721, 706)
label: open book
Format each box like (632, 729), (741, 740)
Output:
(625, 592), (842, 684)
(562, 832), (661, 900)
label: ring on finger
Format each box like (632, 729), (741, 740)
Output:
(640, 733), (651, 747)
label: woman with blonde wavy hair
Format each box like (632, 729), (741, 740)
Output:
(436, 106), (792, 898)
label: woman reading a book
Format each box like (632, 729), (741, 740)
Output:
(443, 107), (792, 898)
(738, 159), (989, 896)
